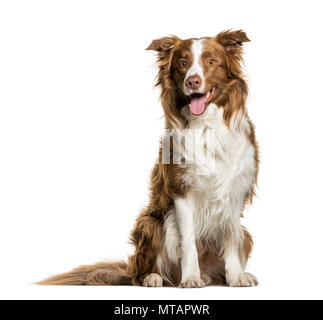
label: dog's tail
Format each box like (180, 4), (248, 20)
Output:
(37, 261), (133, 285)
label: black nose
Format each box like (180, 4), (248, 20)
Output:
(185, 75), (202, 90)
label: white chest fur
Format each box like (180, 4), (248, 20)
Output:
(162, 104), (256, 266)
(179, 104), (256, 240)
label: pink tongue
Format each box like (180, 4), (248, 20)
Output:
(189, 95), (206, 115)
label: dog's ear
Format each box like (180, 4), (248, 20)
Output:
(215, 31), (249, 127)
(147, 36), (184, 129)
(146, 36), (181, 53)
(216, 30), (249, 79)
(146, 35), (181, 87)
(216, 30), (250, 54)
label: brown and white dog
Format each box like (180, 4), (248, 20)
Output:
(40, 30), (259, 288)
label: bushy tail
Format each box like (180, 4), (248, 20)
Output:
(37, 261), (133, 285)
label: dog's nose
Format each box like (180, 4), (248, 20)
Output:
(185, 75), (202, 90)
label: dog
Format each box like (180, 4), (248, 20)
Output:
(39, 29), (259, 288)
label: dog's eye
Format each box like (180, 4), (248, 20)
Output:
(180, 60), (187, 67)
(208, 59), (215, 65)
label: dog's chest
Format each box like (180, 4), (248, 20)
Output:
(180, 105), (256, 234)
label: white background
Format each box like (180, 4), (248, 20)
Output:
(1, 0), (323, 300)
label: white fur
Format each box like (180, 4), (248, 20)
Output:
(163, 103), (256, 283)
(143, 273), (163, 287)
(183, 39), (205, 95)
(163, 208), (180, 264)
(175, 197), (201, 283)
(223, 239), (244, 284)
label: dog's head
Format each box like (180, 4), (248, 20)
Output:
(147, 30), (250, 128)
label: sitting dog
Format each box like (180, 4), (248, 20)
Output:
(40, 29), (259, 288)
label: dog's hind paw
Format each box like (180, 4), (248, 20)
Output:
(143, 273), (163, 287)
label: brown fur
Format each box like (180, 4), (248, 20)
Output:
(37, 261), (131, 285)
(39, 30), (258, 287)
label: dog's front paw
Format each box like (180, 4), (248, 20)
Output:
(179, 275), (205, 288)
(226, 272), (258, 287)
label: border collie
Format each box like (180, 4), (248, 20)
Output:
(40, 29), (259, 287)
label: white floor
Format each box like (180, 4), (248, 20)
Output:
(2, 279), (322, 300)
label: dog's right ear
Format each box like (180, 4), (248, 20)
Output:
(146, 36), (184, 129)
(146, 36), (181, 53)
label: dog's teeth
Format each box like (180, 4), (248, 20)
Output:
(206, 92), (210, 99)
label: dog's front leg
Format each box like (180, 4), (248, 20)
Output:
(223, 231), (258, 287)
(175, 197), (205, 288)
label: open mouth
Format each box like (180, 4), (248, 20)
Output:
(188, 87), (216, 116)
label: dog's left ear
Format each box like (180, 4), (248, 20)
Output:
(216, 30), (250, 54)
